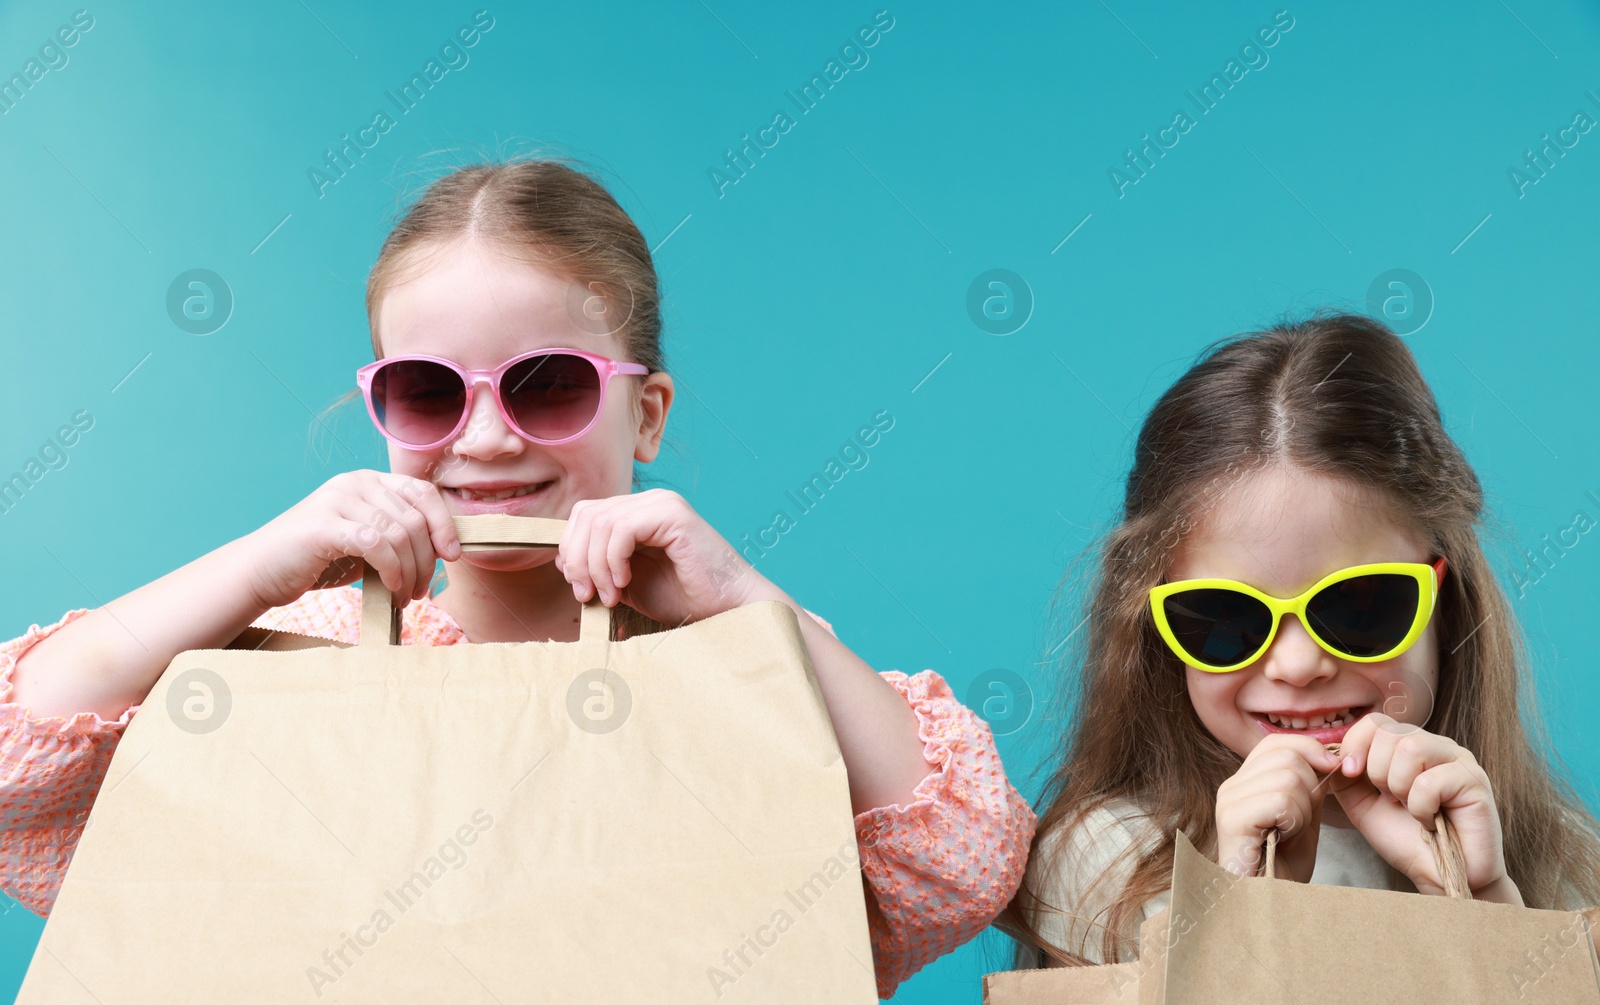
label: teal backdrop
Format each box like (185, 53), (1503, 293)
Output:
(3, 1), (1600, 1000)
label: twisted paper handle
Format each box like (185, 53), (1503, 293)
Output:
(1259, 742), (1472, 899)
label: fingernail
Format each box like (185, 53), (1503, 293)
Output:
(1343, 756), (1356, 774)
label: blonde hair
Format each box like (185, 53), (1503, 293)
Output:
(323, 153), (665, 403)
(1004, 311), (1600, 965)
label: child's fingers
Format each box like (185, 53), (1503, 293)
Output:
(393, 475), (460, 560)
(1356, 715), (1420, 798)
(581, 496), (662, 606)
(1326, 761), (1376, 803)
(572, 499), (614, 604)
(340, 481), (424, 602)
(382, 493), (439, 602)
(1362, 725), (1452, 802)
(580, 501), (619, 605)
(1222, 744), (1336, 841)
(1218, 783), (1317, 876)
(1406, 760), (1506, 892)
(560, 500), (597, 602)
(1402, 761), (1477, 829)
(1221, 752), (1324, 833)
(1387, 738), (1479, 824)
(602, 498), (679, 596)
(390, 499), (435, 601)
(1334, 711), (1384, 776)
(1327, 768), (1390, 844)
(603, 515), (639, 598)
(1382, 736), (1442, 811)
(353, 529), (408, 600)
(1254, 783), (1315, 839)
(1247, 733), (1343, 777)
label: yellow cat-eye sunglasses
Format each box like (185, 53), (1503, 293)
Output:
(1149, 557), (1449, 673)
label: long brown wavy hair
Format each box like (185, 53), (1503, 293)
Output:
(1002, 311), (1600, 966)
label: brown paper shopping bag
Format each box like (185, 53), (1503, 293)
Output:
(1159, 818), (1600, 1002)
(18, 514), (877, 1004)
(986, 814), (1600, 1004)
(982, 909), (1171, 1004)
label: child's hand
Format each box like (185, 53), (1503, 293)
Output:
(1216, 735), (1343, 881)
(554, 488), (768, 626)
(244, 471), (461, 611)
(1328, 714), (1519, 902)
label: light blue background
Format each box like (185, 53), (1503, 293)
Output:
(3, 1), (1599, 1000)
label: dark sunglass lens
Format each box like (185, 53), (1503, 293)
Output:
(1306, 574), (1419, 658)
(502, 354), (602, 440)
(372, 360), (466, 445)
(1163, 589), (1273, 668)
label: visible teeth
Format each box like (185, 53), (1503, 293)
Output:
(454, 484), (542, 501)
(1266, 707), (1355, 730)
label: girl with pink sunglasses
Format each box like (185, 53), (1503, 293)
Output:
(0, 157), (1035, 998)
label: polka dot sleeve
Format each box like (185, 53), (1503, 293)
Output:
(853, 669), (1038, 998)
(0, 608), (137, 916)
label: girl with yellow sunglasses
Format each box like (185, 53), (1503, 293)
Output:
(1001, 313), (1600, 967)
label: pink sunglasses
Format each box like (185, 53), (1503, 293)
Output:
(356, 348), (649, 450)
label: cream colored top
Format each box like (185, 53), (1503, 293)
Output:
(1022, 797), (1394, 964)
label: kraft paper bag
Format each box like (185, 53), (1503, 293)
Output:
(986, 819), (1600, 1004)
(17, 514), (878, 1003)
(1160, 825), (1600, 1003)
(982, 909), (1170, 1004)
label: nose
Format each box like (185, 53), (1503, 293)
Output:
(448, 379), (526, 461)
(1258, 614), (1338, 686)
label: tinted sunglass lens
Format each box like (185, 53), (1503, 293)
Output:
(1163, 589), (1274, 668)
(502, 354), (602, 440)
(1306, 574), (1419, 658)
(371, 360), (466, 446)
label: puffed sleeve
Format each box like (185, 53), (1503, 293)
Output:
(0, 608), (139, 917)
(853, 669), (1038, 998)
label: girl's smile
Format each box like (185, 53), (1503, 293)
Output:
(442, 479), (559, 510)
(1248, 704), (1373, 744)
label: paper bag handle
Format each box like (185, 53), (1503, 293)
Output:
(1261, 809), (1472, 900)
(359, 514), (611, 647)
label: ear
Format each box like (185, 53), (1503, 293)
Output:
(632, 372), (674, 464)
